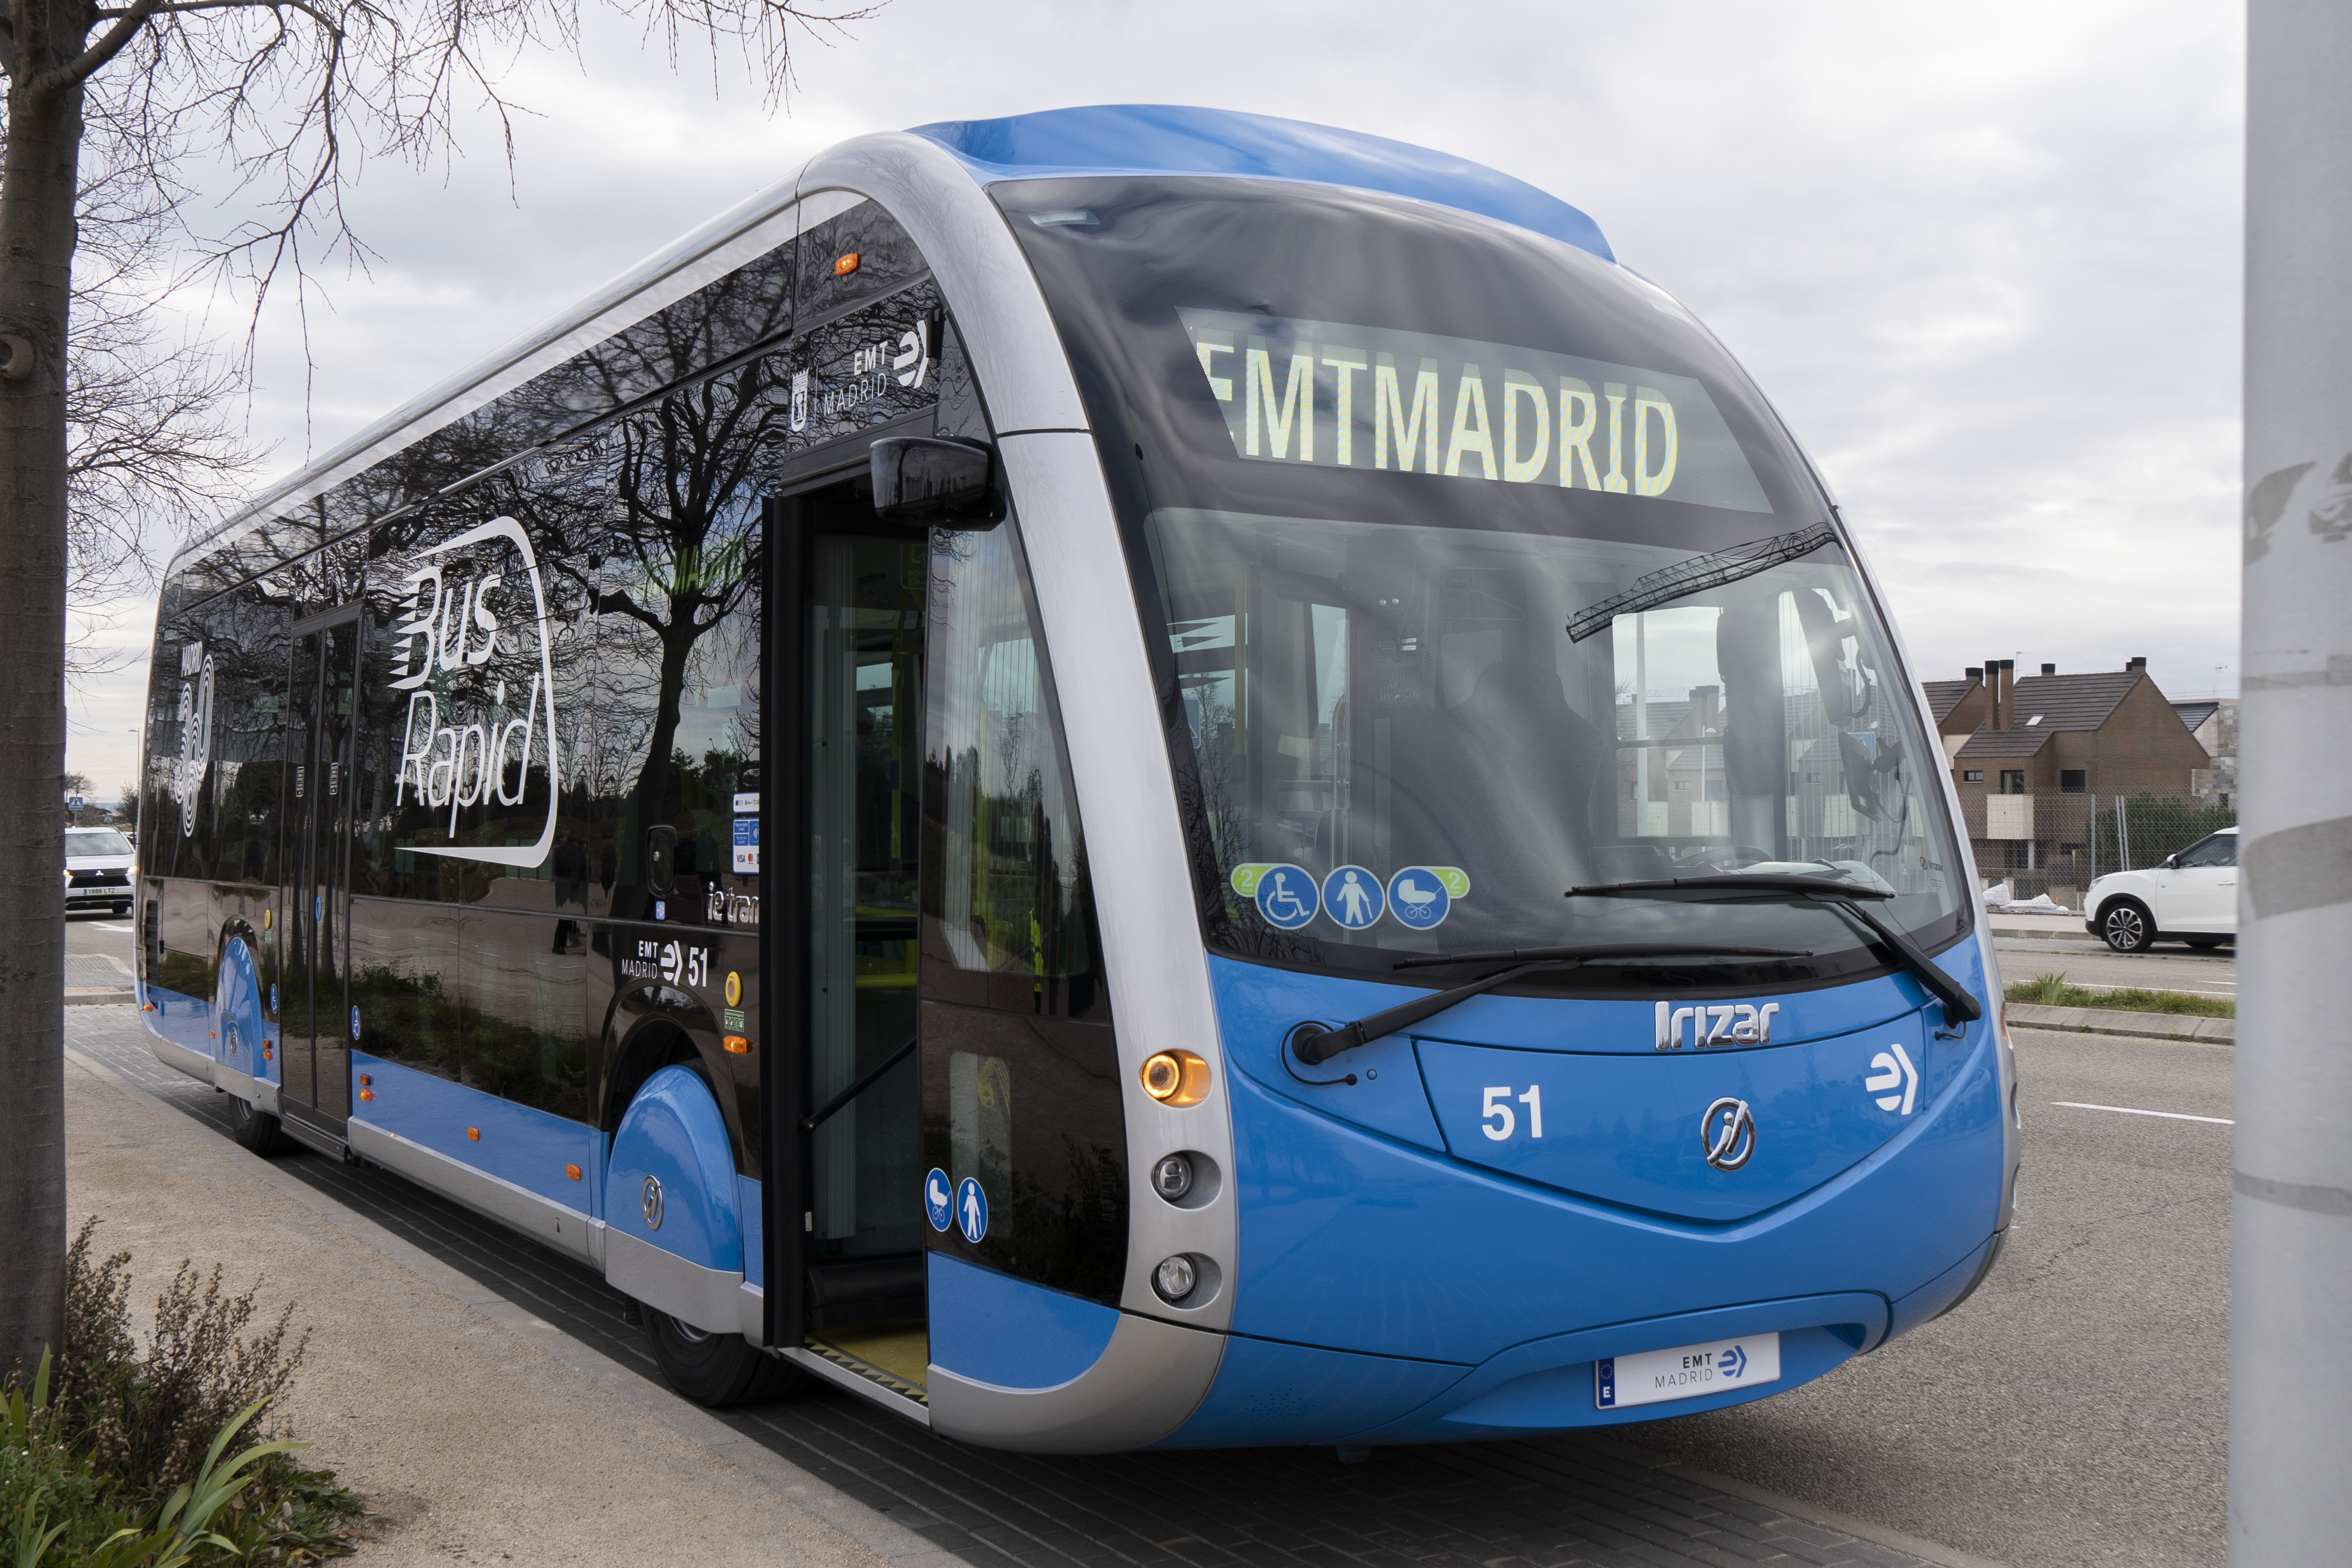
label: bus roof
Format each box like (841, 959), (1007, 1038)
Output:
(164, 107), (1613, 581)
(910, 105), (1613, 262)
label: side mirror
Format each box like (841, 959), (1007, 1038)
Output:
(870, 436), (1002, 527)
(2161, 852), (2179, 869)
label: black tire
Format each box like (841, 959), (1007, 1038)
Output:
(2098, 898), (2155, 954)
(112, 901), (131, 916)
(226, 1094), (286, 1155)
(2184, 936), (2228, 950)
(643, 1309), (806, 1408)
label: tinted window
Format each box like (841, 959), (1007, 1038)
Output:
(2176, 834), (2236, 869)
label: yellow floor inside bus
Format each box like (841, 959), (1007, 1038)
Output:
(808, 1323), (929, 1396)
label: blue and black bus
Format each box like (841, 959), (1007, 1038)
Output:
(137, 105), (2018, 1452)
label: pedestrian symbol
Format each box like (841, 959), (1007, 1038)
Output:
(1321, 866), (1385, 930)
(923, 1168), (953, 1232)
(1252, 864), (1318, 930)
(954, 1176), (989, 1243)
(1387, 867), (1456, 930)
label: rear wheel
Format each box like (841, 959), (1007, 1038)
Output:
(2099, 898), (2155, 954)
(226, 1094), (286, 1154)
(643, 1309), (806, 1408)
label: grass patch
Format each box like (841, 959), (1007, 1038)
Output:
(2007, 972), (2234, 1018)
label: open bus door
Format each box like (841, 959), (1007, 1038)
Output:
(766, 460), (933, 1402)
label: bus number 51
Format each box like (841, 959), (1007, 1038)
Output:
(1481, 1085), (1544, 1141)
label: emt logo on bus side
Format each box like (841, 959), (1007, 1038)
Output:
(387, 516), (561, 868)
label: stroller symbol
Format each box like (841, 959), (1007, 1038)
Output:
(1386, 867), (1455, 929)
(1254, 865), (1319, 930)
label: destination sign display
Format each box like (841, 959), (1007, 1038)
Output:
(1177, 308), (1771, 513)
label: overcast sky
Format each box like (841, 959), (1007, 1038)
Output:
(68, 0), (2244, 798)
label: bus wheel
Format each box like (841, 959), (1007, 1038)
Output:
(643, 1309), (806, 1407)
(226, 1094), (284, 1155)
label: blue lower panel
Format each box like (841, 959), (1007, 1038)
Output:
(1886, 1233), (1995, 1339)
(353, 1053), (598, 1212)
(1153, 1334), (1469, 1449)
(142, 983), (215, 1064)
(739, 1177), (764, 1290)
(928, 1253), (1119, 1390)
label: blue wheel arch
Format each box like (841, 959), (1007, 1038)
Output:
(605, 1063), (744, 1275)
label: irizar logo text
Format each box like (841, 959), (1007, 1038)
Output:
(389, 517), (560, 867)
(1655, 1000), (1780, 1051)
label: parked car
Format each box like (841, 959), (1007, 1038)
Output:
(2084, 826), (2237, 953)
(65, 825), (135, 916)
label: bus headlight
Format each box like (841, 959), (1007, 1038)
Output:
(1152, 1154), (1193, 1201)
(1153, 1254), (1198, 1303)
(1140, 1049), (1210, 1106)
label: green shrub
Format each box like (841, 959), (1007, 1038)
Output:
(0, 1221), (362, 1564)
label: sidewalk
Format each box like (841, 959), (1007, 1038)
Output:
(63, 1047), (895, 1566)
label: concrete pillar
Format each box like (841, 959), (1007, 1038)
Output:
(2235, 4), (2352, 1561)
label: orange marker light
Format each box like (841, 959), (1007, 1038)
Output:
(722, 1035), (752, 1055)
(142, 1003), (155, 1012)
(359, 1089), (374, 1102)
(834, 251), (860, 277)
(467, 1126), (480, 1141)
(565, 1163), (582, 1181)
(359, 1074), (372, 1086)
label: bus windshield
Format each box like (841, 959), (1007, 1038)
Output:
(1003, 176), (1968, 985)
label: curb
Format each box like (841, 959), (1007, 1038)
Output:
(67, 989), (134, 1007)
(64, 1042), (961, 1568)
(2005, 1002), (2234, 1044)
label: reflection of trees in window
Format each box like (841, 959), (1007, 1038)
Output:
(557, 360), (777, 908)
(922, 524), (1099, 1017)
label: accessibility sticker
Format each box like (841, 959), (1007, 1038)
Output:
(1250, 864), (1319, 930)
(923, 1168), (954, 1233)
(954, 1176), (989, 1243)
(733, 816), (759, 874)
(1388, 866), (1466, 930)
(1322, 866), (1385, 930)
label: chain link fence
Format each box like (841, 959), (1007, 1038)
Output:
(1959, 791), (2238, 909)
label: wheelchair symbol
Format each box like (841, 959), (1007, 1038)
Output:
(1253, 864), (1318, 930)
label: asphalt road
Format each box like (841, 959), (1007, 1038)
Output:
(1634, 1024), (2230, 1567)
(76, 917), (2229, 1566)
(67, 908), (136, 957)
(1991, 939), (2235, 1000)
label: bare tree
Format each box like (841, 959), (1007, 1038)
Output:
(0, 0), (877, 1377)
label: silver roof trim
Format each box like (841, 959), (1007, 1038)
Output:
(163, 169), (857, 578)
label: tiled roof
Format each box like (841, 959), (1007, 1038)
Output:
(1955, 726), (2055, 760)
(1921, 678), (1980, 724)
(2172, 700), (2221, 734)
(2001, 670), (2143, 731)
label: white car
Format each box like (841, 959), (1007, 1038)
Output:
(65, 825), (135, 916)
(2083, 826), (2236, 953)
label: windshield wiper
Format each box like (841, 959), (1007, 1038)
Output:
(1288, 942), (1807, 1067)
(1564, 523), (1838, 643)
(1562, 874), (1982, 1024)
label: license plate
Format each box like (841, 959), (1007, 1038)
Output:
(1595, 1332), (1781, 1409)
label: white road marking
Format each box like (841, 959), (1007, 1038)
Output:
(2053, 1101), (2234, 1125)
(91, 923), (134, 932)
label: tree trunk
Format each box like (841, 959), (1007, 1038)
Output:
(0, 11), (91, 1378)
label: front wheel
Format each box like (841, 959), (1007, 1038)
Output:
(643, 1309), (806, 1408)
(2099, 899), (2155, 954)
(226, 1094), (286, 1154)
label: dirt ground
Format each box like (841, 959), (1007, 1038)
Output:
(62, 1053), (894, 1566)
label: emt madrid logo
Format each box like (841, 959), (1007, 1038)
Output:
(388, 516), (560, 866)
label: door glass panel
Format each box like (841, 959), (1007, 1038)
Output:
(284, 620), (357, 1124)
(807, 534), (926, 1259)
(282, 631), (321, 1111)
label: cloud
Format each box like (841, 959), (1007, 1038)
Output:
(78, 0), (2243, 788)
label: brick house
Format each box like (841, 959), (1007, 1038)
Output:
(1924, 657), (2210, 804)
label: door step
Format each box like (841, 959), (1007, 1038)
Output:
(807, 1325), (929, 1405)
